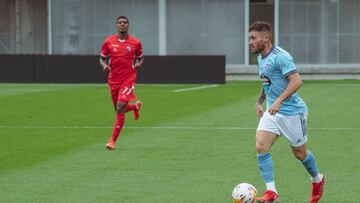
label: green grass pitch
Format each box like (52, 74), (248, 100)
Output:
(0, 81), (359, 202)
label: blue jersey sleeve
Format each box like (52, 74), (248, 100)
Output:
(276, 53), (297, 77)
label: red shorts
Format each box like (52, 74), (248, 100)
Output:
(109, 82), (137, 105)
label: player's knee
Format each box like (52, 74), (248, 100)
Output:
(256, 142), (270, 154)
(292, 149), (307, 161)
(116, 107), (125, 113)
(116, 103), (126, 113)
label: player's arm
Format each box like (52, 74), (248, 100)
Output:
(255, 88), (266, 118)
(99, 56), (111, 71)
(268, 72), (303, 115)
(100, 40), (110, 71)
(133, 56), (144, 71)
(134, 42), (144, 71)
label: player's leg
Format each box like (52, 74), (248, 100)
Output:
(255, 112), (280, 202)
(106, 112), (125, 150)
(116, 101), (128, 113)
(106, 86), (125, 150)
(291, 144), (325, 203)
(281, 113), (325, 203)
(291, 144), (321, 179)
(118, 84), (142, 120)
(256, 130), (280, 203)
(124, 100), (142, 120)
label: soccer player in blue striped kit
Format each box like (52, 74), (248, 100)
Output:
(248, 21), (325, 203)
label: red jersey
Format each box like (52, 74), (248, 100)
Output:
(101, 34), (143, 85)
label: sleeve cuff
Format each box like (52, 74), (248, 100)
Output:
(284, 69), (297, 78)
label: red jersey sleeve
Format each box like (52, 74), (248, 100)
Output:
(101, 40), (109, 58)
(136, 41), (143, 58)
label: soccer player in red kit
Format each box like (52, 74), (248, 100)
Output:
(99, 16), (144, 150)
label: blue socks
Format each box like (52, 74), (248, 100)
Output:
(257, 152), (274, 183)
(301, 151), (319, 177)
(258, 151), (320, 187)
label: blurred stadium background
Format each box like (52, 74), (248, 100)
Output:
(0, 0), (359, 81)
(1, 1), (360, 202)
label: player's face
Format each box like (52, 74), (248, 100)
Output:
(248, 31), (265, 54)
(117, 18), (129, 34)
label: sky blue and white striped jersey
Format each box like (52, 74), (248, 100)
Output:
(257, 46), (308, 115)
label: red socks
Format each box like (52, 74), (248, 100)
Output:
(110, 103), (138, 142)
(111, 113), (125, 142)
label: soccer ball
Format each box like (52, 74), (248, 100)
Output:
(232, 183), (257, 203)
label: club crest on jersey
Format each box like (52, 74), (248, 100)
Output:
(127, 46), (131, 52)
(265, 63), (270, 71)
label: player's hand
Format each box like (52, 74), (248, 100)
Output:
(255, 102), (264, 118)
(102, 64), (111, 72)
(134, 63), (141, 71)
(268, 101), (280, 115)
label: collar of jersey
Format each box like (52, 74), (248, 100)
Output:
(118, 35), (128, 43)
(261, 46), (275, 59)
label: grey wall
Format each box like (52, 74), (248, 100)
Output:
(0, 55), (225, 83)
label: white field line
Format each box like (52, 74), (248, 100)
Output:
(0, 125), (358, 131)
(304, 83), (360, 87)
(173, 84), (219, 93)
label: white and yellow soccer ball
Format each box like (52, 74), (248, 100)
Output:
(232, 183), (257, 203)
